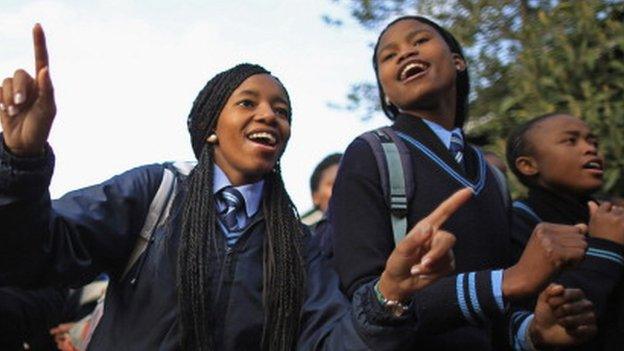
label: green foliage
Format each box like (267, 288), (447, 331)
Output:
(331, 0), (624, 196)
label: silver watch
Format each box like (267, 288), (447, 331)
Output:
(374, 281), (410, 317)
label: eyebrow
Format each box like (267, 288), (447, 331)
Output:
(561, 130), (597, 138)
(377, 29), (433, 54)
(236, 89), (289, 106)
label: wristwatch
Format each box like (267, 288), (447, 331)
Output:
(374, 281), (410, 317)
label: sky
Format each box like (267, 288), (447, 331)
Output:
(0, 0), (390, 212)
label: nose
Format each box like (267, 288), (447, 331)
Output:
(581, 139), (598, 155)
(255, 102), (278, 124)
(397, 46), (419, 64)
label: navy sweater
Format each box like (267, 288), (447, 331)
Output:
(330, 114), (514, 350)
(512, 187), (624, 350)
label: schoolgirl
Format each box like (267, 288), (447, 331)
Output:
(508, 112), (624, 350)
(0, 24), (474, 351)
(329, 15), (595, 350)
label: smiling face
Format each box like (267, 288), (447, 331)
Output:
(213, 74), (291, 185)
(519, 114), (604, 196)
(375, 19), (465, 122)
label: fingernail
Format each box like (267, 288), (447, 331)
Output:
(0, 103), (5, 111)
(411, 266), (421, 275)
(422, 257), (432, 267)
(14, 92), (25, 105)
(7, 105), (17, 116)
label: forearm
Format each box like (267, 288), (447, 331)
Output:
(0, 135), (163, 287)
(554, 237), (624, 317)
(0, 133), (56, 286)
(409, 269), (507, 333)
(0, 132), (53, 204)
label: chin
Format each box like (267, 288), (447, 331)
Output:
(248, 163), (276, 178)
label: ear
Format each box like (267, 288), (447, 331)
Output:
(452, 54), (466, 72)
(515, 156), (539, 177)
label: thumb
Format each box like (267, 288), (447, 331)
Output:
(36, 66), (54, 102)
(397, 223), (433, 255)
(588, 201), (599, 218)
(574, 223), (588, 235)
(538, 283), (563, 305)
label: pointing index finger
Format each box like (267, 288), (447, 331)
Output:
(423, 188), (473, 229)
(33, 23), (49, 73)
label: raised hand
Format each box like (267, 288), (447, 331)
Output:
(588, 201), (624, 245)
(378, 188), (472, 302)
(529, 284), (597, 348)
(0, 24), (56, 156)
(503, 223), (587, 300)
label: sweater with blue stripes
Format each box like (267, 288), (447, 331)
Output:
(330, 114), (514, 350)
(511, 187), (624, 350)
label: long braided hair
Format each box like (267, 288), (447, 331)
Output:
(372, 15), (471, 128)
(178, 63), (306, 350)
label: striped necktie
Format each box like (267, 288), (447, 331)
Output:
(218, 186), (247, 232)
(449, 131), (464, 165)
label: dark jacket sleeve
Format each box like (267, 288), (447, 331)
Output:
(297, 233), (419, 350)
(511, 206), (624, 320)
(329, 138), (506, 334)
(0, 134), (163, 288)
(0, 286), (69, 349)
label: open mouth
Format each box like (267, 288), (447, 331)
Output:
(583, 160), (603, 171)
(398, 61), (430, 82)
(247, 131), (278, 147)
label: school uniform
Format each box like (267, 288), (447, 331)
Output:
(0, 133), (423, 351)
(512, 187), (624, 350)
(330, 113), (518, 350)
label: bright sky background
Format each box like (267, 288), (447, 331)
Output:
(0, 0), (390, 212)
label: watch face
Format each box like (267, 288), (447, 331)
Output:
(385, 300), (409, 317)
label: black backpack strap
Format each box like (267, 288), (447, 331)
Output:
(360, 127), (414, 245)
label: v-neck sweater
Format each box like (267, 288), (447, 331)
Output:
(330, 114), (514, 350)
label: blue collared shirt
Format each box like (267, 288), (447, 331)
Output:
(213, 165), (264, 246)
(421, 118), (463, 150)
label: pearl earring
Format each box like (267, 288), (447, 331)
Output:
(206, 134), (218, 144)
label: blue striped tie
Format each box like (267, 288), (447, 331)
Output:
(450, 131), (464, 166)
(218, 187), (247, 232)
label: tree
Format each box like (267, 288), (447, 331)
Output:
(329, 0), (624, 196)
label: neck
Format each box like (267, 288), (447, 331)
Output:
(398, 88), (457, 130)
(400, 108), (455, 130)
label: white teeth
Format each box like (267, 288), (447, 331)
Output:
(586, 162), (601, 169)
(248, 132), (276, 145)
(400, 62), (427, 81)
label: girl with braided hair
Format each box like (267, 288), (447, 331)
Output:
(508, 112), (624, 350)
(1, 24), (470, 350)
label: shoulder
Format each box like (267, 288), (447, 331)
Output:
(510, 200), (539, 242)
(339, 133), (381, 179)
(106, 163), (168, 196)
(54, 163), (170, 211)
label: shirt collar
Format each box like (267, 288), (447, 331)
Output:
(421, 118), (463, 150)
(213, 164), (264, 217)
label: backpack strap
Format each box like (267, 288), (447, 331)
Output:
(360, 127), (414, 245)
(121, 161), (195, 281)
